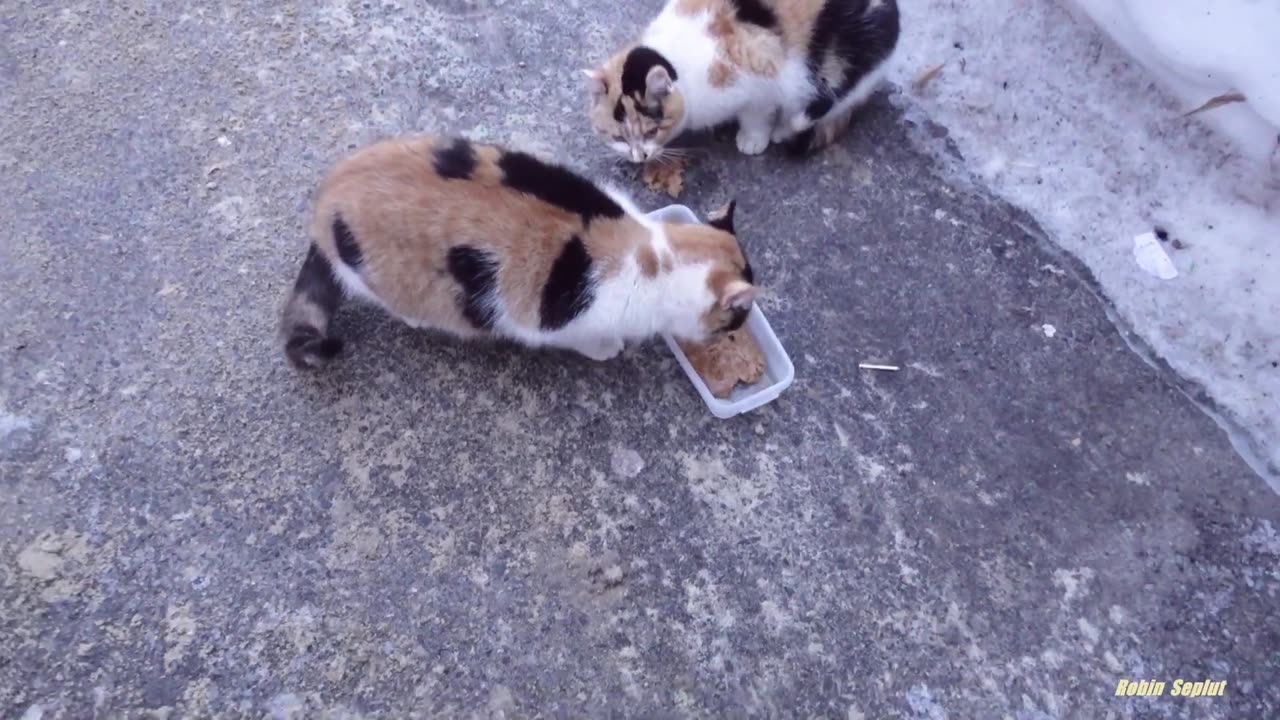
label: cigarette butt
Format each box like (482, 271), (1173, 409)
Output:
(858, 363), (900, 372)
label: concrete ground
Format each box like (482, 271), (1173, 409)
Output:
(1, 2), (1277, 718)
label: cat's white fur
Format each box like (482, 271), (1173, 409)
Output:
(494, 190), (720, 361)
(328, 187), (725, 362)
(642, 0), (891, 155)
(644, 4), (801, 154)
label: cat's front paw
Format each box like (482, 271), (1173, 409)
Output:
(736, 128), (770, 156)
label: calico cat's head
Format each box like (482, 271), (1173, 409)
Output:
(664, 201), (758, 341)
(586, 46), (686, 163)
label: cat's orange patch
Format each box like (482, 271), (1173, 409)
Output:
(708, 60), (737, 88)
(707, 8), (783, 78)
(636, 244), (660, 277)
(665, 222), (746, 297)
(310, 135), (655, 332)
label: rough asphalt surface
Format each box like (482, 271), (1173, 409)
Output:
(2, 2), (1278, 718)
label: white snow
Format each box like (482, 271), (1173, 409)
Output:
(890, 0), (1280, 486)
(1065, 0), (1280, 164)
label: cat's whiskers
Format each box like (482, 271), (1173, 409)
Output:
(649, 148), (692, 167)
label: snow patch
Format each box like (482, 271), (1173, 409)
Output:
(0, 410), (33, 439)
(892, 0), (1280, 485)
(1064, 0), (1280, 165)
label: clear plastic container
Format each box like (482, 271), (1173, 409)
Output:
(647, 205), (796, 419)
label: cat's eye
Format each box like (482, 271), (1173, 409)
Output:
(644, 127), (660, 138)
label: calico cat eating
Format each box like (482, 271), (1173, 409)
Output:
(279, 135), (757, 369)
(586, 0), (900, 161)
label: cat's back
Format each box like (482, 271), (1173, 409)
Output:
(306, 135), (641, 334)
(309, 134), (622, 275)
(314, 134), (508, 219)
(660, 0), (895, 53)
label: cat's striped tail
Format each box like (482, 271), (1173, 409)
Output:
(280, 245), (345, 369)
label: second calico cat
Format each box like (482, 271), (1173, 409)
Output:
(280, 135), (758, 368)
(586, 0), (900, 161)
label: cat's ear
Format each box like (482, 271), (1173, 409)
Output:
(719, 279), (758, 310)
(645, 64), (674, 102)
(583, 69), (607, 100)
(707, 199), (737, 235)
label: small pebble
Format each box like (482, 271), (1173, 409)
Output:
(610, 447), (644, 478)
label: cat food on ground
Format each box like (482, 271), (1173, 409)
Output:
(680, 330), (766, 399)
(642, 158), (685, 198)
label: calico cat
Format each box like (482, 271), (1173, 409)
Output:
(586, 0), (900, 161)
(280, 135), (758, 369)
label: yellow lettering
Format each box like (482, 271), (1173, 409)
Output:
(1153, 681), (1166, 696)
(1171, 679), (1185, 696)
(1115, 679), (1129, 696)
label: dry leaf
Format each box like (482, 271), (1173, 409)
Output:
(913, 61), (947, 92)
(642, 157), (685, 198)
(1182, 90), (1247, 118)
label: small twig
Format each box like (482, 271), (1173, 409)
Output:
(858, 363), (900, 372)
(1182, 90), (1246, 118)
(912, 61), (947, 92)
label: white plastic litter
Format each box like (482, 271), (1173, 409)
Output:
(1132, 232), (1178, 280)
(647, 205), (795, 419)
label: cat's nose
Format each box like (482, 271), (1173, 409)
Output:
(630, 147), (644, 163)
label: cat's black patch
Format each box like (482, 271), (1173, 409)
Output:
(433, 138), (477, 180)
(724, 306), (750, 333)
(295, 245), (343, 314)
(332, 215), (363, 268)
(497, 151), (624, 223)
(613, 100), (626, 122)
(804, 94), (835, 124)
(285, 330), (344, 369)
(731, 0), (777, 28)
(620, 46), (677, 99)
(447, 246), (500, 329)
(742, 260), (755, 285)
(708, 200), (737, 235)
(804, 0), (899, 122)
(784, 127), (817, 156)
(540, 236), (595, 330)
